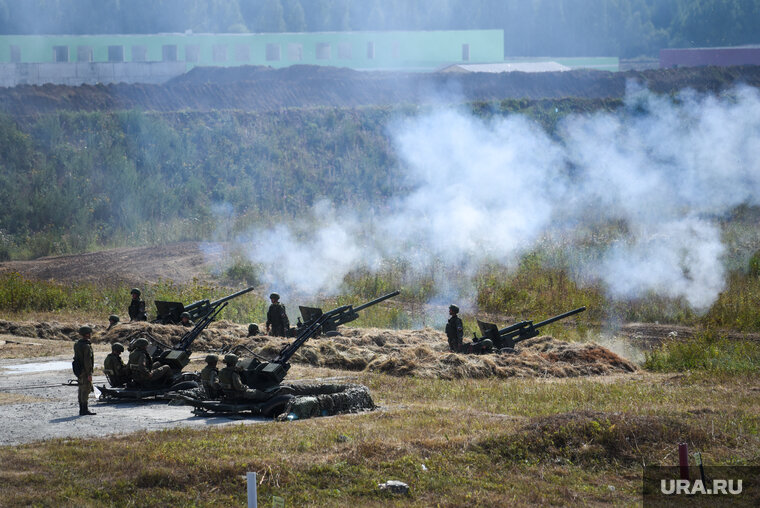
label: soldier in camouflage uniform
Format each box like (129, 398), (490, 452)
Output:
(128, 288), (147, 322)
(103, 342), (129, 387)
(73, 326), (96, 415)
(445, 304), (492, 354)
(266, 292), (289, 337)
(247, 323), (259, 337)
(445, 305), (465, 352)
(127, 337), (172, 387)
(107, 314), (119, 331)
(179, 312), (194, 327)
(218, 354), (268, 401)
(200, 354), (221, 399)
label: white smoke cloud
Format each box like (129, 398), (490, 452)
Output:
(240, 84), (760, 311)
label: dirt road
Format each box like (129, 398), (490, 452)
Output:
(0, 242), (224, 286)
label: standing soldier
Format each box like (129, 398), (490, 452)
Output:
(445, 304), (492, 354)
(128, 288), (147, 322)
(127, 338), (172, 387)
(179, 312), (194, 327)
(445, 304), (464, 353)
(73, 325), (96, 416)
(200, 354), (221, 399)
(266, 292), (289, 337)
(103, 342), (129, 387)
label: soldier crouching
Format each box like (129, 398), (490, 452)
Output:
(200, 354), (221, 399)
(218, 354), (269, 401)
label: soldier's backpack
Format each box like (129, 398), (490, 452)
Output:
(72, 357), (83, 377)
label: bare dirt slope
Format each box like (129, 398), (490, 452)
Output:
(0, 242), (223, 286)
(1, 65), (759, 116)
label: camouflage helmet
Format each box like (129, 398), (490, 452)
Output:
(448, 304), (460, 314)
(132, 337), (149, 349)
(130, 288), (141, 296)
(78, 325), (93, 335)
(223, 354), (239, 365)
(205, 354), (218, 364)
(248, 323), (259, 336)
(269, 292), (280, 300)
(180, 312), (190, 319)
(108, 314), (120, 323)
(112, 342), (124, 353)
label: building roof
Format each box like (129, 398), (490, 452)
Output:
(438, 61), (570, 73)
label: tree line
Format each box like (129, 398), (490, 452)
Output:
(0, 0), (758, 58)
(0, 100), (615, 261)
(0, 107), (402, 260)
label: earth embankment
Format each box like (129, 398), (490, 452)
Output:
(1, 65), (759, 117)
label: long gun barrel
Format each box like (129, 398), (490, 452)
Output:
(240, 291), (401, 389)
(533, 306), (587, 329)
(476, 306), (586, 350)
(154, 286), (254, 324)
(298, 290), (400, 334)
(353, 291), (401, 313)
(155, 302), (228, 371)
(208, 286), (255, 307)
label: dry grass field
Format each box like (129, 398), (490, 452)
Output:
(1, 317), (758, 506)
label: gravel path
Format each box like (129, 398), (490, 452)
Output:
(0, 354), (265, 446)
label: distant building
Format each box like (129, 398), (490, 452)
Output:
(439, 61), (571, 73)
(660, 45), (760, 68)
(0, 30), (504, 86)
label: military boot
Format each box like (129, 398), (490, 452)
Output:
(80, 403), (96, 416)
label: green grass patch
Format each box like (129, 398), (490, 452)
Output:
(644, 332), (760, 373)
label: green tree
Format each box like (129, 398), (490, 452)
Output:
(282, 0), (306, 32)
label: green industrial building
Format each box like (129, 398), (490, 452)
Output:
(0, 30), (618, 86)
(0, 30), (504, 85)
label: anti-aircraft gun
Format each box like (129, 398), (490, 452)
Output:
(146, 302), (229, 372)
(296, 290), (401, 337)
(173, 292), (399, 417)
(239, 291), (400, 389)
(153, 286), (254, 325)
(97, 303), (228, 400)
(474, 306), (586, 351)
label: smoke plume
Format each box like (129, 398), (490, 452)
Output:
(241, 83), (760, 310)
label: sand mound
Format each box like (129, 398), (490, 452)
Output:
(1, 320), (636, 378)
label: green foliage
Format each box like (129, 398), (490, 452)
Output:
(644, 331), (760, 373)
(223, 258), (260, 286)
(0, 272), (117, 313)
(2, 0), (759, 57)
(0, 272), (266, 323)
(475, 254), (603, 322)
(701, 271), (760, 332)
(0, 108), (402, 259)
